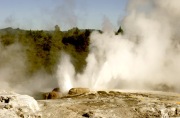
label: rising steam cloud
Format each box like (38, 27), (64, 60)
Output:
(0, 43), (58, 96)
(0, 0), (180, 96)
(57, 0), (180, 92)
(51, 0), (77, 30)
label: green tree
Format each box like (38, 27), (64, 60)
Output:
(48, 25), (63, 73)
(0, 31), (15, 46)
(62, 28), (90, 73)
(116, 26), (124, 35)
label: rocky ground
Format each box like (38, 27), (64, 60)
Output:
(1, 88), (180, 118)
(37, 89), (180, 118)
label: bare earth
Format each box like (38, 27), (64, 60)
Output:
(37, 90), (180, 118)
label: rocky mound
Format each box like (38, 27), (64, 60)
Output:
(43, 88), (62, 99)
(68, 88), (90, 95)
(42, 87), (90, 100)
(0, 90), (41, 118)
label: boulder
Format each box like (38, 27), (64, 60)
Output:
(0, 90), (41, 118)
(43, 88), (61, 99)
(68, 88), (90, 95)
(47, 91), (61, 99)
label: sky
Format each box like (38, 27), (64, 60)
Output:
(0, 0), (128, 30)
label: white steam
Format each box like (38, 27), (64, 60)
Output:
(57, 0), (180, 92)
(0, 43), (58, 96)
(56, 52), (74, 93)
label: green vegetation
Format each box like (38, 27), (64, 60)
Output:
(116, 26), (124, 35)
(0, 26), (122, 76)
(0, 26), (91, 75)
(62, 27), (90, 72)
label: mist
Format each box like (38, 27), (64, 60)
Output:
(50, 0), (78, 30)
(57, 0), (180, 92)
(0, 0), (180, 96)
(0, 0), (77, 96)
(0, 43), (58, 96)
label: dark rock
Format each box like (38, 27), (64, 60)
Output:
(4, 104), (12, 109)
(97, 91), (109, 97)
(82, 111), (93, 118)
(88, 93), (97, 99)
(43, 91), (61, 99)
(47, 91), (61, 99)
(0, 96), (11, 103)
(82, 113), (90, 117)
(52, 87), (60, 92)
(109, 91), (122, 96)
(42, 87), (62, 99)
(4, 97), (10, 103)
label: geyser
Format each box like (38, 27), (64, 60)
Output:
(57, 0), (180, 93)
(56, 52), (74, 93)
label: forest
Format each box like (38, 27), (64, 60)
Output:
(0, 26), (123, 76)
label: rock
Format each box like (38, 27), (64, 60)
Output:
(168, 107), (176, 116)
(4, 104), (13, 109)
(88, 93), (97, 99)
(82, 111), (94, 118)
(82, 113), (90, 117)
(43, 88), (62, 99)
(109, 91), (122, 96)
(43, 91), (61, 100)
(176, 106), (180, 115)
(68, 88), (90, 95)
(161, 108), (169, 118)
(52, 87), (60, 92)
(47, 91), (61, 99)
(138, 106), (159, 117)
(97, 91), (109, 97)
(0, 90), (40, 118)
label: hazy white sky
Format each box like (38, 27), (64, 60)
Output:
(0, 0), (128, 30)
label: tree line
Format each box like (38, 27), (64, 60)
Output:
(0, 26), (123, 76)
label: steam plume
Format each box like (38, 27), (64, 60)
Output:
(56, 52), (74, 93)
(57, 0), (180, 92)
(0, 43), (57, 96)
(51, 0), (77, 30)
